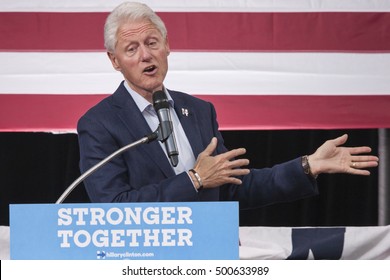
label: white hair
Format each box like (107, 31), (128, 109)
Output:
(104, 2), (168, 53)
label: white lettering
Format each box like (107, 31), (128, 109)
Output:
(90, 208), (105, 225)
(110, 229), (125, 247)
(143, 207), (159, 225)
(57, 230), (73, 247)
(73, 229), (91, 247)
(57, 208), (72, 226)
(177, 229), (193, 246)
(177, 207), (193, 224)
(161, 228), (176, 246)
(143, 229), (160, 246)
(126, 229), (142, 247)
(57, 228), (192, 248)
(92, 229), (109, 247)
(57, 206), (193, 226)
(161, 207), (175, 224)
(73, 208), (88, 226)
(124, 207), (142, 225)
(106, 207), (123, 225)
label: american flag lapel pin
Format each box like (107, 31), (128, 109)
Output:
(181, 108), (189, 116)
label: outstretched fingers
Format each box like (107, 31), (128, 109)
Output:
(349, 154), (379, 175)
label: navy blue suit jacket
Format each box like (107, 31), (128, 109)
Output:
(78, 82), (318, 209)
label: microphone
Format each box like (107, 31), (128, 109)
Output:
(55, 131), (158, 204)
(153, 90), (179, 167)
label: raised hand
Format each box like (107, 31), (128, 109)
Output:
(192, 137), (250, 189)
(308, 134), (379, 176)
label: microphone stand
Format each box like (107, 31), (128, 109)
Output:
(55, 131), (159, 204)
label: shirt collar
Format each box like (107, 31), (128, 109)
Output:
(123, 81), (174, 113)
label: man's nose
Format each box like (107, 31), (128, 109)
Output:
(139, 45), (152, 61)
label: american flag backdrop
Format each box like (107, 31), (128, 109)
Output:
(1, 1), (390, 259)
(0, 0), (390, 132)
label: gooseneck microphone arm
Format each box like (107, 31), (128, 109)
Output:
(55, 131), (158, 204)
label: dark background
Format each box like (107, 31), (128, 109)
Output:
(0, 129), (378, 227)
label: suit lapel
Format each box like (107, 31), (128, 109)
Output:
(109, 85), (205, 177)
(111, 84), (176, 177)
(170, 91), (204, 158)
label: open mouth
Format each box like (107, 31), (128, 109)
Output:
(143, 65), (157, 73)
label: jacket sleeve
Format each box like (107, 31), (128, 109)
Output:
(218, 157), (318, 209)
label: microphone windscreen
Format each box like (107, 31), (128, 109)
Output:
(153, 90), (169, 111)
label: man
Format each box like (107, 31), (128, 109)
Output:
(78, 2), (378, 207)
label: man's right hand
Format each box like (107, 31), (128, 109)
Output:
(191, 137), (250, 189)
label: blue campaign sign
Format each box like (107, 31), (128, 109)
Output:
(10, 202), (238, 260)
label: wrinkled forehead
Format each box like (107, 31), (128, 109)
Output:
(116, 19), (163, 41)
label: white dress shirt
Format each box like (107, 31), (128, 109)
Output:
(124, 82), (196, 175)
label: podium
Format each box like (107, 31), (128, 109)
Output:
(10, 202), (239, 260)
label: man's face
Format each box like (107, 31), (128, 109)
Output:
(108, 19), (170, 100)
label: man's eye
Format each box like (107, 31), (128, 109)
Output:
(127, 47), (137, 53)
(148, 41), (158, 48)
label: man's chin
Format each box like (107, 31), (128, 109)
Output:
(145, 82), (164, 94)
(127, 81), (163, 95)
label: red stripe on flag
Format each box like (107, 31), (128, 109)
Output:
(1, 12), (389, 52)
(0, 12), (107, 51)
(0, 94), (106, 132)
(1, 94), (389, 131)
(201, 95), (390, 130)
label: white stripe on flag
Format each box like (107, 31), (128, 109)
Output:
(1, 52), (389, 95)
(1, 0), (389, 131)
(2, 0), (390, 12)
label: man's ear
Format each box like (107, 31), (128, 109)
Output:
(107, 52), (121, 71)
